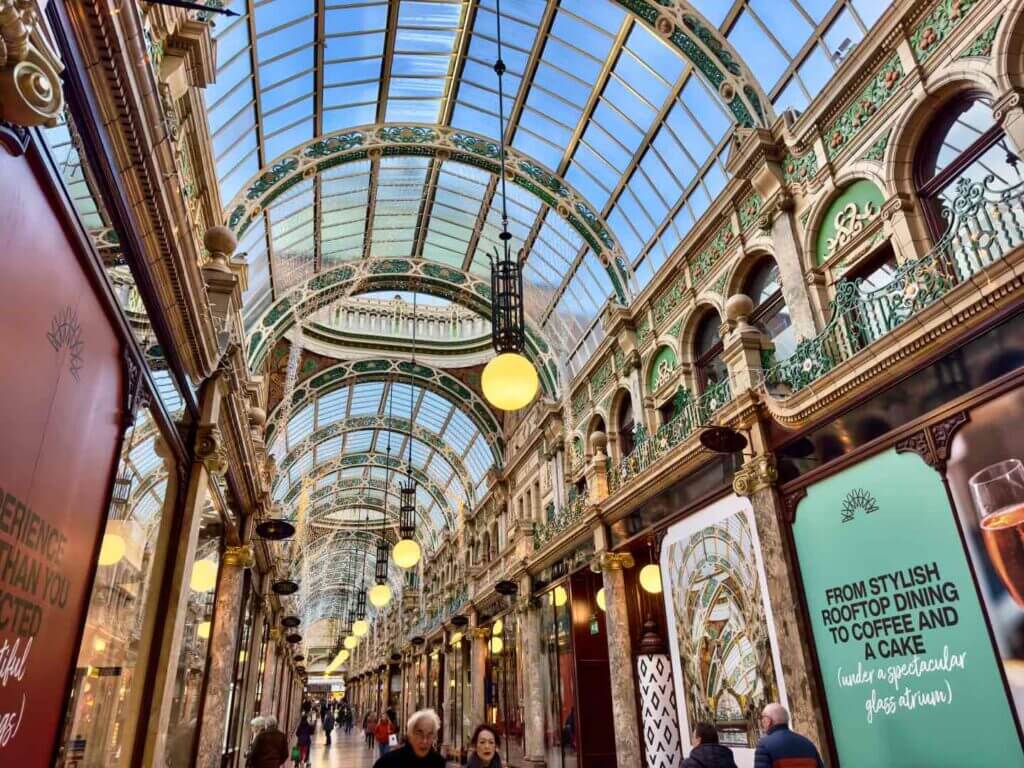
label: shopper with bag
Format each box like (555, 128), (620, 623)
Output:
(374, 712), (395, 759)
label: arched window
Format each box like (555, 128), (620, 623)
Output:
(693, 312), (727, 392)
(744, 257), (796, 360)
(915, 93), (1021, 239)
(617, 394), (635, 457)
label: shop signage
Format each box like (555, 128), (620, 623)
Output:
(793, 449), (1024, 766)
(0, 151), (124, 763)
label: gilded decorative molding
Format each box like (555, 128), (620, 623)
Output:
(195, 422), (229, 476)
(0, 0), (64, 128)
(589, 552), (635, 573)
(732, 454), (779, 497)
(468, 627), (491, 640)
(223, 544), (256, 569)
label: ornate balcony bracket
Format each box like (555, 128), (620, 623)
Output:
(223, 544), (256, 569)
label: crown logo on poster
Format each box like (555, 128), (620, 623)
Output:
(841, 488), (879, 523)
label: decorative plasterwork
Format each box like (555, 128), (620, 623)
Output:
(265, 357), (505, 464)
(860, 129), (891, 163)
(732, 454), (779, 496)
(611, 0), (772, 129)
(0, 0), (64, 128)
(782, 151), (818, 185)
(652, 275), (688, 328)
(737, 190), (763, 232)
(224, 124), (632, 302)
(248, 258), (559, 399)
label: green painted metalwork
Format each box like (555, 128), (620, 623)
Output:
(763, 175), (1024, 397)
(533, 488), (589, 550)
(608, 378), (732, 492)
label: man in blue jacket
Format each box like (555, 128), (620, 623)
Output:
(753, 703), (824, 768)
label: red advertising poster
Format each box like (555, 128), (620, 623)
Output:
(0, 147), (123, 763)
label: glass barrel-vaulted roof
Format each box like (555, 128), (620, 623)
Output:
(208, 0), (890, 375)
(269, 378), (495, 529)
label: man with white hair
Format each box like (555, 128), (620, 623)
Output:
(246, 714), (289, 768)
(373, 709), (444, 768)
(753, 703), (823, 768)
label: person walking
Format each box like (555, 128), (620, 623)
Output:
(682, 723), (737, 768)
(296, 713), (315, 767)
(323, 707), (335, 747)
(754, 703), (823, 768)
(375, 711), (395, 759)
(373, 709), (444, 768)
(365, 711), (379, 749)
(246, 715), (289, 768)
(467, 725), (501, 768)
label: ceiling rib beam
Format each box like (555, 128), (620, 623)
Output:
(461, 0), (561, 272)
(411, 0), (479, 264)
(313, 0), (326, 274)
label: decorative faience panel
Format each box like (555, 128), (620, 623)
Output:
(782, 151), (818, 185)
(860, 129), (891, 163)
(958, 14), (1001, 59)
(689, 220), (736, 284)
(737, 190), (762, 231)
(591, 356), (614, 395)
(824, 56), (903, 159)
(911, 0), (981, 62)
(652, 275), (687, 327)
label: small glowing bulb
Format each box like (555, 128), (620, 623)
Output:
(596, 588), (606, 611)
(98, 534), (126, 566)
(197, 620), (211, 640)
(554, 585), (568, 607)
(368, 583), (392, 607)
(352, 619), (370, 637)
(639, 564), (662, 594)
(93, 637), (107, 652)
(489, 637), (504, 654)
(190, 559), (218, 593)
(492, 619), (503, 636)
(393, 538), (422, 569)
(344, 636), (358, 650)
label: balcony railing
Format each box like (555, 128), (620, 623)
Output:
(762, 175), (1024, 396)
(608, 378), (732, 493)
(533, 490), (589, 550)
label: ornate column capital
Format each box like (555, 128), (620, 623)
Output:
(468, 627), (490, 640)
(590, 551), (635, 573)
(0, 0), (64, 131)
(195, 422), (228, 477)
(732, 454), (779, 497)
(223, 544), (255, 569)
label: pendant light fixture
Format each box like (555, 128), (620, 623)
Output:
(394, 296), (422, 569)
(369, 385), (394, 608)
(481, 0), (538, 412)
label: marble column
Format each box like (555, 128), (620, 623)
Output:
(592, 551), (642, 768)
(733, 455), (831, 756)
(518, 598), (546, 768)
(469, 626), (489, 727)
(196, 544), (255, 768)
(770, 203), (819, 339)
(260, 630), (281, 716)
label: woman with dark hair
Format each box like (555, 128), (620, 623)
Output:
(467, 725), (501, 768)
(682, 723), (736, 768)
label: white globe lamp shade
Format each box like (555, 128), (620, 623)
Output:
(639, 564), (662, 594)
(489, 636), (504, 654)
(369, 583), (392, 607)
(190, 559), (218, 593)
(98, 534), (126, 566)
(492, 619), (503, 636)
(343, 635), (358, 650)
(553, 585), (568, 607)
(352, 619), (370, 637)
(197, 620), (212, 640)
(596, 588), (606, 611)
(392, 538), (421, 569)
(481, 352), (538, 411)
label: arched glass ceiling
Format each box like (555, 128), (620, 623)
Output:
(695, 0), (891, 115)
(270, 378), (494, 523)
(207, 0), (889, 372)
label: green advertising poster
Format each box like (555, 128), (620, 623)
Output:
(793, 448), (1024, 767)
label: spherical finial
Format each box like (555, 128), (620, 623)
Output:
(204, 225), (237, 258)
(590, 430), (608, 455)
(248, 406), (267, 428)
(725, 293), (754, 323)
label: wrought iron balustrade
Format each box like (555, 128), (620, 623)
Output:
(607, 378), (732, 493)
(532, 490), (589, 551)
(762, 176), (1024, 396)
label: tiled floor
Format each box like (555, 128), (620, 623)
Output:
(307, 726), (379, 768)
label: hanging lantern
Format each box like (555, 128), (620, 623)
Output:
(394, 476), (421, 569)
(481, 10), (538, 412)
(111, 467), (133, 508)
(355, 589), (367, 620)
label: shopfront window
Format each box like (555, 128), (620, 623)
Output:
(486, 613), (524, 766)
(223, 574), (257, 766)
(165, 491), (225, 766)
(57, 407), (176, 767)
(540, 584), (577, 768)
